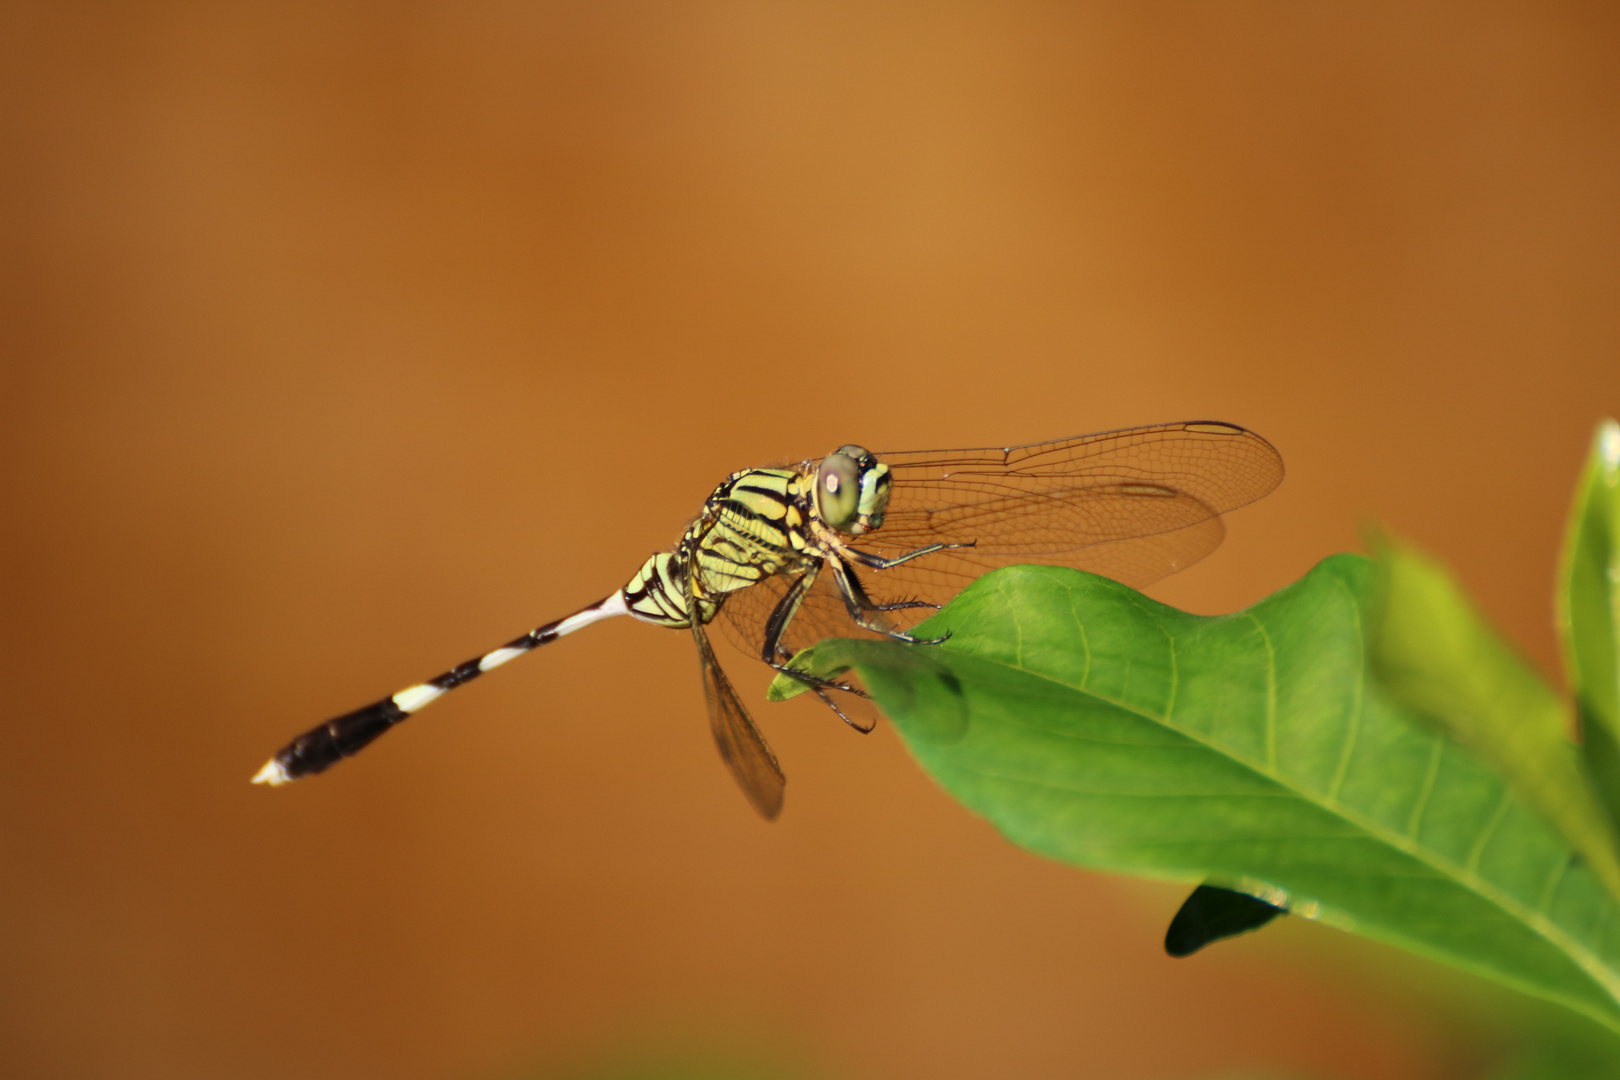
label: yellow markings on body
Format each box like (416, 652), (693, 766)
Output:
(704, 567), (763, 591)
(785, 505), (806, 550)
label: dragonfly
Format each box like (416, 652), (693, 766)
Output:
(252, 420), (1283, 820)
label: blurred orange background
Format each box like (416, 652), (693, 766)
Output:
(4, 3), (1619, 1078)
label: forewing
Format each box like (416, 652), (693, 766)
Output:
(860, 421), (1280, 590)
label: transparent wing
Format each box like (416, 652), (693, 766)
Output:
(691, 616), (785, 820)
(860, 420), (1281, 595)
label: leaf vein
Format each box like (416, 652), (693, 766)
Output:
(1539, 854), (1576, 917)
(1406, 736), (1446, 842)
(1245, 612), (1279, 774)
(1327, 573), (1366, 804)
(1466, 789), (1514, 875)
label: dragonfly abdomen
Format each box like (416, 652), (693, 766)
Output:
(623, 552), (704, 627)
(252, 594), (627, 785)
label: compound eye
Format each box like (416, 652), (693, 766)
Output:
(816, 453), (861, 530)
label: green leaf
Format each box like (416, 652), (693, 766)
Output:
(1368, 533), (1620, 901)
(1559, 420), (1620, 823)
(796, 559), (1620, 1033)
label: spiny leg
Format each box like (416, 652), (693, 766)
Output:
(839, 538), (967, 638)
(875, 598), (938, 613)
(842, 538), (977, 571)
(827, 555), (950, 646)
(759, 564), (820, 665)
(757, 564), (868, 700)
(252, 593), (628, 785)
(810, 685), (875, 734)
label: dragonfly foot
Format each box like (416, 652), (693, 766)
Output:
(815, 687), (876, 733)
(876, 598), (939, 613)
(769, 662), (870, 698)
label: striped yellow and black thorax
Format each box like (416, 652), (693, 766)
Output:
(622, 466), (818, 629)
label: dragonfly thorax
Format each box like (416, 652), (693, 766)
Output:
(619, 447), (894, 632)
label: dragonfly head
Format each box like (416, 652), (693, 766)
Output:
(815, 445), (891, 535)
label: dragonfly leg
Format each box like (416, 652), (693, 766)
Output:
(760, 565), (866, 696)
(766, 660), (869, 698)
(874, 598), (939, 613)
(842, 539), (977, 571)
(810, 685), (876, 733)
(759, 565), (819, 663)
(828, 555), (950, 646)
